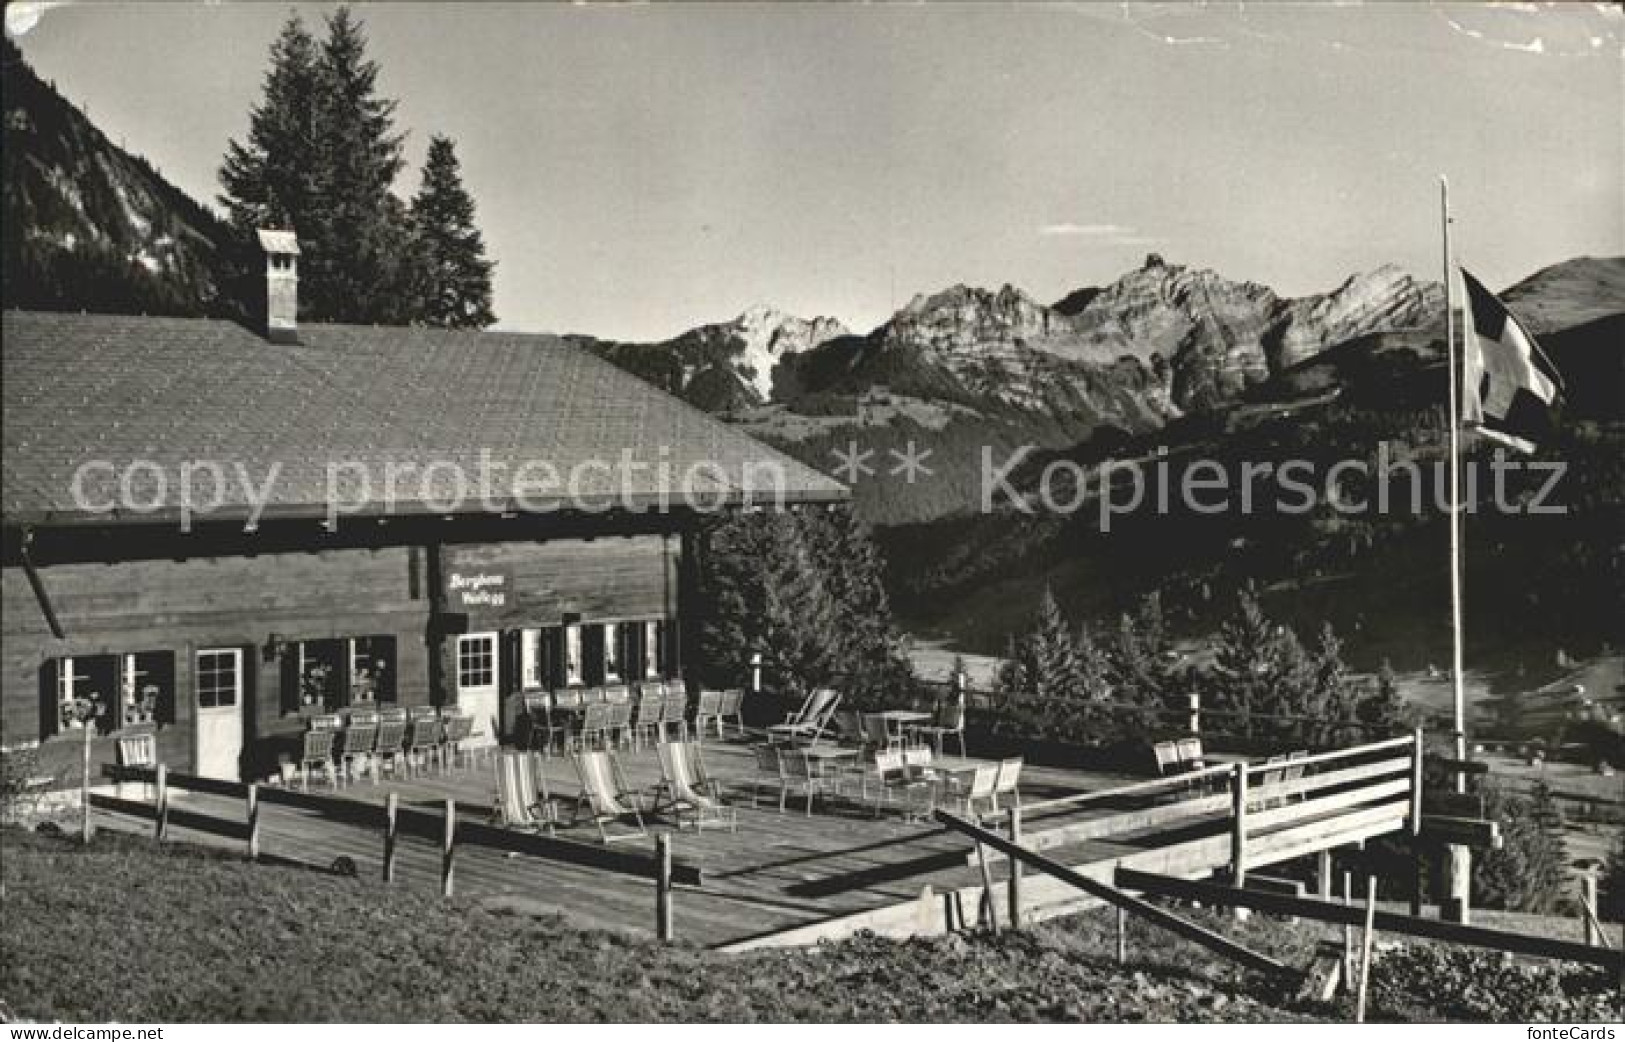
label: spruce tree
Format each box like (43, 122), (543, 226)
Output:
(219, 14), (321, 234)
(408, 135), (495, 328)
(305, 5), (410, 324)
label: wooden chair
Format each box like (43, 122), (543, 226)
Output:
(406, 708), (443, 776)
(938, 762), (998, 821)
(519, 691), (558, 756)
(1176, 737), (1206, 771)
(776, 747), (827, 816)
(750, 743), (783, 807)
(116, 732), (158, 798)
(666, 688), (694, 743)
(717, 688), (746, 738)
(493, 749), (558, 834)
(605, 696), (634, 750)
(830, 709), (863, 747)
(441, 712), (474, 772)
(767, 688), (841, 745)
(372, 710), (409, 783)
(340, 712), (378, 785)
(859, 711), (895, 753)
(912, 699), (968, 757)
(656, 741), (737, 832)
(576, 701), (611, 752)
(1152, 740), (1182, 777)
(871, 750), (937, 820)
(991, 756), (1024, 813)
(570, 750), (647, 843)
(632, 685), (665, 749)
(693, 689), (723, 741)
(299, 727), (338, 790)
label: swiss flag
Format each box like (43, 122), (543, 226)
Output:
(1459, 268), (1563, 452)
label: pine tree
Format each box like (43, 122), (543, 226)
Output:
(219, 14), (321, 233)
(304, 6), (410, 324)
(1355, 658), (1411, 738)
(408, 135), (495, 328)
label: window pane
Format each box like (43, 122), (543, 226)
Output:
(197, 649), (238, 709)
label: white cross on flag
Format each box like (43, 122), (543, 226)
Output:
(1459, 267), (1563, 452)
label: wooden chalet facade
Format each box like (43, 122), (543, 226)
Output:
(1, 238), (845, 782)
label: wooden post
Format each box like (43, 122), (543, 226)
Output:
(1006, 806), (1023, 929)
(655, 832), (674, 942)
(1317, 849), (1334, 900)
(1188, 691), (1200, 736)
(1410, 727), (1425, 916)
(1355, 875), (1378, 1023)
(749, 652), (763, 696)
(382, 792), (398, 883)
(440, 798), (456, 898)
(1341, 869), (1354, 992)
(245, 783), (260, 862)
(80, 725), (94, 845)
(1580, 873), (1601, 947)
(153, 763), (168, 842)
(976, 840), (1000, 934)
(1115, 904), (1127, 965)
(1230, 762), (1248, 886)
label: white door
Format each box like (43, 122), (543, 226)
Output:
(455, 632), (501, 747)
(194, 648), (244, 779)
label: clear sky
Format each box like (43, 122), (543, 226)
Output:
(8, 2), (1622, 340)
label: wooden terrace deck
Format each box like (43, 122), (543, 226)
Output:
(94, 733), (1420, 949)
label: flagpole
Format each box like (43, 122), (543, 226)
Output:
(1440, 174), (1472, 924)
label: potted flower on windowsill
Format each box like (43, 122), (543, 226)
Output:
(298, 662), (334, 717)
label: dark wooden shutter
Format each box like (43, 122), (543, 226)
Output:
(583, 625), (605, 687)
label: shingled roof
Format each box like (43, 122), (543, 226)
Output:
(2, 311), (847, 526)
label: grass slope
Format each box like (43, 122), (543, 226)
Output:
(3, 829), (1618, 1023)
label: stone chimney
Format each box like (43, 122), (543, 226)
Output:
(256, 229), (300, 343)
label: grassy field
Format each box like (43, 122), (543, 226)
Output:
(2, 827), (1618, 1023)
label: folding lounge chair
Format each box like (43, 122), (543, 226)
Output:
(570, 749), (648, 843)
(656, 741), (737, 832)
(493, 749), (559, 834)
(767, 688), (841, 745)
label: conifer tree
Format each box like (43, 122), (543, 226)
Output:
(407, 135), (495, 328)
(219, 14), (321, 233)
(305, 5), (410, 324)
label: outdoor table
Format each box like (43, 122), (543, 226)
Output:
(875, 709), (930, 745)
(922, 755), (994, 777)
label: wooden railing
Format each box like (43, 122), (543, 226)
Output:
(973, 733), (1424, 878)
(96, 763), (700, 940)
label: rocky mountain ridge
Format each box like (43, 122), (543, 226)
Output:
(1, 38), (239, 317)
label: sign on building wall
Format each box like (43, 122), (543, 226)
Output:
(445, 569), (510, 614)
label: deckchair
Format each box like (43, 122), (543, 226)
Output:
(492, 749), (558, 834)
(656, 741), (737, 832)
(570, 750), (648, 843)
(767, 688), (842, 745)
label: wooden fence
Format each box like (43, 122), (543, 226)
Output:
(94, 763), (700, 941)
